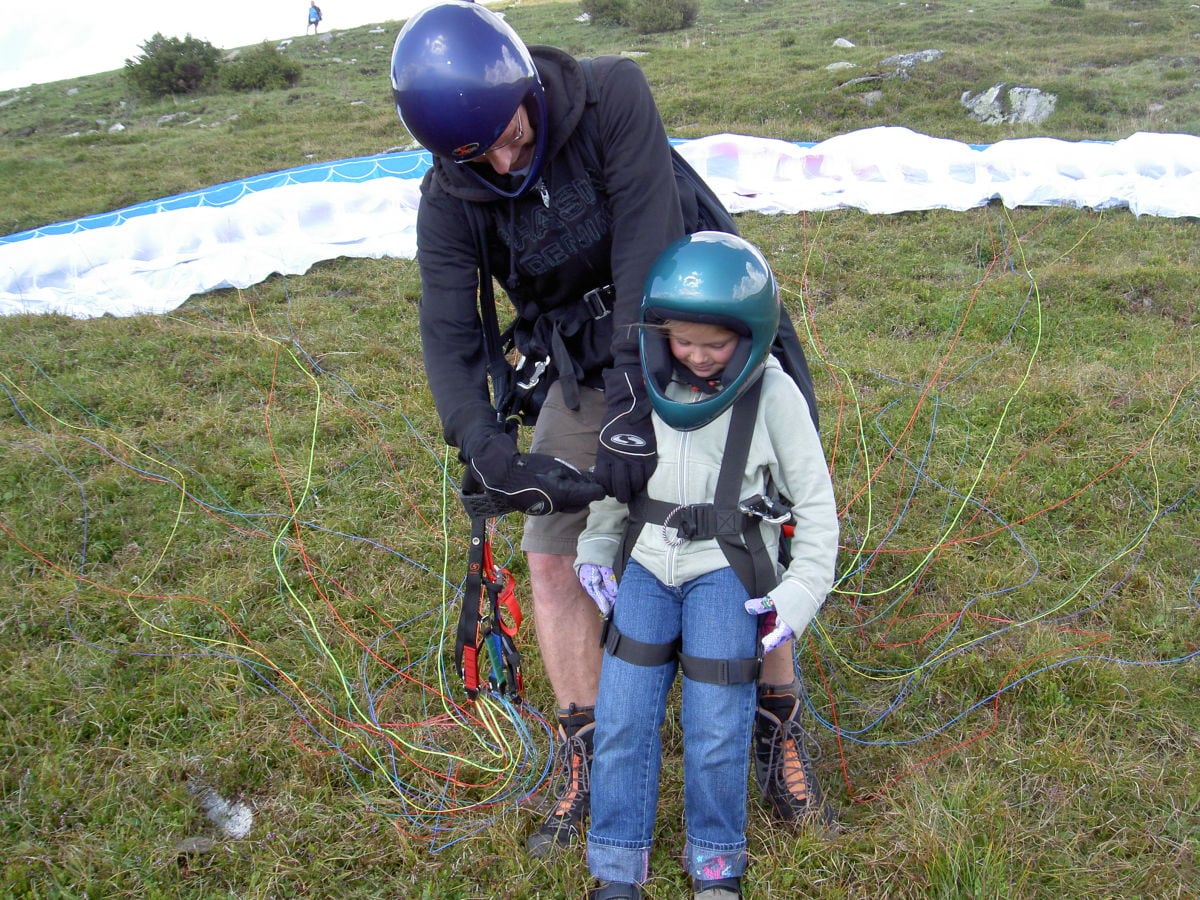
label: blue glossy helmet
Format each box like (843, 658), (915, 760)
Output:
(640, 232), (781, 431)
(391, 1), (549, 198)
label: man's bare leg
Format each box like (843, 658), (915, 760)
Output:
(761, 638), (795, 686)
(525, 549), (603, 857)
(527, 550), (602, 707)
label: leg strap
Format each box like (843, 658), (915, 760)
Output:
(601, 618), (760, 684)
(679, 652), (761, 686)
(601, 616), (677, 667)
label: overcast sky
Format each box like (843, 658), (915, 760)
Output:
(0, 0), (438, 92)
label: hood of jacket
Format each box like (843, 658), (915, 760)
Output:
(422, 45), (590, 204)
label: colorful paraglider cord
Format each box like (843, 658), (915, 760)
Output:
(455, 469), (525, 702)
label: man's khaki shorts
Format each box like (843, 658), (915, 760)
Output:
(521, 381), (605, 556)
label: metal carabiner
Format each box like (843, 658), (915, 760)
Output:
(737, 493), (793, 526)
(516, 355), (549, 390)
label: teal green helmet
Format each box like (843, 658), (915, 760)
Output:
(640, 231), (780, 431)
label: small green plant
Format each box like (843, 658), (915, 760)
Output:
(123, 32), (220, 97)
(630, 0), (699, 34)
(1050, 0), (1085, 8)
(219, 43), (303, 92)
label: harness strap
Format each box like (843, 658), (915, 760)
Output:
(628, 495), (748, 540)
(679, 652), (761, 686)
(615, 379), (778, 597)
(455, 520), (488, 699)
(713, 379), (777, 597)
(601, 617), (761, 685)
(601, 614), (677, 666)
(456, 471), (525, 702)
(549, 325), (579, 411)
(463, 202), (519, 436)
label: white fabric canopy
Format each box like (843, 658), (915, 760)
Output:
(2, 127), (1197, 319)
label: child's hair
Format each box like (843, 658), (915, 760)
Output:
(658, 319), (738, 338)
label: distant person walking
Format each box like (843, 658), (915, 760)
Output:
(307, 1), (323, 34)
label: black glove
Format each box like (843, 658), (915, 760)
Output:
(593, 365), (657, 503)
(466, 431), (604, 516)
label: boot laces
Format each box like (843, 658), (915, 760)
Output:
(762, 714), (822, 803)
(548, 729), (591, 819)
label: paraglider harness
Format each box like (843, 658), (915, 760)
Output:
(455, 470), (525, 702)
(450, 54), (819, 700)
(600, 375), (802, 685)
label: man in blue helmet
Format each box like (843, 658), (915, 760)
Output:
(390, 0), (823, 857)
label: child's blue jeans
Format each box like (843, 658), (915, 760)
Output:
(587, 559), (759, 884)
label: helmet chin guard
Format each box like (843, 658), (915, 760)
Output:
(391, 1), (549, 198)
(640, 232), (781, 431)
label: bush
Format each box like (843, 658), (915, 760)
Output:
(219, 43), (303, 91)
(580, 0), (630, 26)
(124, 33), (220, 97)
(629, 0), (699, 34)
(1050, 0), (1085, 7)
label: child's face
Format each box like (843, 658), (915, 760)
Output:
(667, 321), (739, 380)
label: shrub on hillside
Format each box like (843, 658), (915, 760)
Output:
(630, 0), (699, 34)
(580, 0), (630, 26)
(220, 43), (303, 91)
(124, 33), (220, 97)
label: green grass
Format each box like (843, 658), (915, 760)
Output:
(3, 1), (1199, 897)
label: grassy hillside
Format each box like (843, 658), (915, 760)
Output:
(1, 1), (1197, 897)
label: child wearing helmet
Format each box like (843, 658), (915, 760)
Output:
(576, 233), (840, 900)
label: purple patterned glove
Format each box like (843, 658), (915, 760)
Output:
(744, 596), (794, 653)
(578, 563), (618, 616)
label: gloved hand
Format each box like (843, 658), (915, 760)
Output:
(467, 431), (604, 516)
(593, 364), (657, 503)
(744, 596), (794, 653)
(578, 563), (618, 616)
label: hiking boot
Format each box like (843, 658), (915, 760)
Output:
(753, 686), (834, 826)
(693, 876), (742, 899)
(525, 704), (594, 858)
(588, 882), (644, 900)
